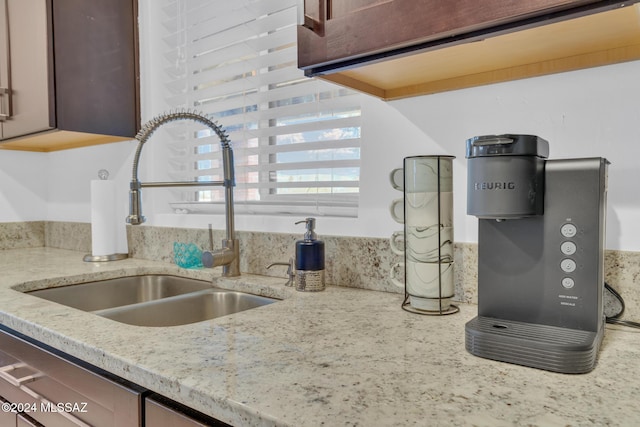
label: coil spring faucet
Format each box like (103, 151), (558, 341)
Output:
(126, 110), (240, 277)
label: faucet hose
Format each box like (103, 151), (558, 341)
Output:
(131, 110), (232, 182)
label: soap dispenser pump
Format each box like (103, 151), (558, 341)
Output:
(294, 218), (325, 292)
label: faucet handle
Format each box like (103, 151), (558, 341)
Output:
(266, 258), (295, 287)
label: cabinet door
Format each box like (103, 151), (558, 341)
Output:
(0, 0), (53, 140)
(145, 395), (230, 427)
(0, 396), (16, 426)
(0, 0), (138, 150)
(298, 0), (601, 70)
(17, 413), (41, 427)
(52, 0), (139, 138)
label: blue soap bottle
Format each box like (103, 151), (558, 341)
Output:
(294, 218), (325, 292)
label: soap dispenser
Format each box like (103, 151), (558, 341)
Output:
(294, 218), (325, 292)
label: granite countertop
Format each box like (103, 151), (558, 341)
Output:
(1, 247), (639, 426)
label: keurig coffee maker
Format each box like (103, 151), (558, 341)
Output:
(465, 134), (609, 374)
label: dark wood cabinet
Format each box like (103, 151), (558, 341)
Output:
(0, 0), (139, 152)
(0, 0), (52, 142)
(298, 0), (640, 99)
(145, 394), (230, 427)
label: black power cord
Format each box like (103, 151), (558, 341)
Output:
(605, 282), (640, 329)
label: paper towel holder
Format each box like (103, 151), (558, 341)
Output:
(84, 169), (129, 262)
(83, 253), (129, 262)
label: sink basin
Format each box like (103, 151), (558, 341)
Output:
(28, 275), (215, 311)
(27, 275), (277, 326)
(94, 289), (275, 327)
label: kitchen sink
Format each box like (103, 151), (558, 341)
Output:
(28, 275), (215, 311)
(26, 275), (278, 327)
(94, 289), (274, 327)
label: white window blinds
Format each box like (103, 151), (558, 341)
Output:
(160, 0), (361, 217)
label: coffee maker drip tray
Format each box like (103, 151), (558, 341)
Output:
(465, 316), (604, 374)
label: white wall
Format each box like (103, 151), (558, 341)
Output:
(45, 141), (137, 224)
(0, 150), (48, 221)
(386, 60), (640, 251)
(1, 1), (638, 251)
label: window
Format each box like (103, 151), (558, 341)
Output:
(158, 0), (362, 217)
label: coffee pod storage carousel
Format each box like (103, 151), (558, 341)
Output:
(389, 155), (458, 315)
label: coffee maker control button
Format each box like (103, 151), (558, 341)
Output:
(561, 223), (578, 238)
(561, 258), (577, 273)
(560, 241), (577, 255)
(562, 277), (575, 289)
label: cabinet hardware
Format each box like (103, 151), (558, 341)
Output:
(0, 362), (42, 387)
(0, 361), (90, 426)
(0, 0), (12, 121)
(0, 87), (13, 121)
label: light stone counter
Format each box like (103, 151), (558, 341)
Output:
(1, 247), (640, 426)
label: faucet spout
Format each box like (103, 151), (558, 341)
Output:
(202, 239), (240, 276)
(127, 110), (240, 277)
(127, 180), (144, 225)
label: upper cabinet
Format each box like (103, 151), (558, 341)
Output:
(297, 0), (640, 100)
(0, 0), (139, 152)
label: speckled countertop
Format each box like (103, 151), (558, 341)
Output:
(1, 247), (640, 426)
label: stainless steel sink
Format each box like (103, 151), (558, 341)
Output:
(94, 289), (275, 327)
(28, 275), (214, 311)
(27, 275), (277, 327)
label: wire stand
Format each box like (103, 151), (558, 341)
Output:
(402, 293), (459, 315)
(400, 155), (458, 316)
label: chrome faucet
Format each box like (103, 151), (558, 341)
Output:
(126, 110), (240, 277)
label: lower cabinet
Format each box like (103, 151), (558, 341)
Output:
(17, 413), (42, 427)
(0, 326), (230, 427)
(0, 395), (44, 426)
(145, 394), (230, 427)
(0, 396), (15, 425)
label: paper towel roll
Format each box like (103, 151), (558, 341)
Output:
(90, 180), (119, 256)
